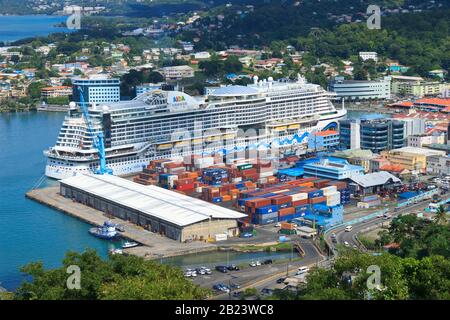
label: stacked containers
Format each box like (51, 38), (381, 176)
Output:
(278, 207), (296, 222)
(321, 186), (341, 207)
(245, 198), (277, 225)
(202, 168), (228, 185)
(158, 174), (178, 189)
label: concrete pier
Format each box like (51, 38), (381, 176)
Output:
(26, 187), (217, 259)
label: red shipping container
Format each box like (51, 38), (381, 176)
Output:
(278, 207), (295, 217)
(246, 198), (271, 208)
(271, 195), (292, 205)
(309, 196), (327, 204)
(292, 199), (308, 206)
(176, 183), (195, 191)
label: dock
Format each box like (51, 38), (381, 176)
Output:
(26, 187), (217, 259)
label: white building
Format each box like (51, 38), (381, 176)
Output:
(159, 65), (195, 80)
(407, 133), (446, 148)
(426, 155), (450, 175)
(72, 76), (120, 104)
(396, 118), (426, 137)
(359, 52), (378, 62)
(193, 52), (211, 60)
(328, 76), (391, 100)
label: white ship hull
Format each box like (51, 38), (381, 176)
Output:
(45, 111), (346, 180)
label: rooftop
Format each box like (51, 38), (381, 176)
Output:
(390, 146), (446, 157)
(60, 174), (246, 227)
(349, 171), (401, 188)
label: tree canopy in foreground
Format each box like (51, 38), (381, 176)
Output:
(14, 249), (209, 300)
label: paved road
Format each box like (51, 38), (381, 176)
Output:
(194, 237), (324, 300)
(327, 193), (449, 250)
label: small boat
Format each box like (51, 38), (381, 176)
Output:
(89, 221), (119, 240)
(109, 248), (123, 255)
(115, 224), (125, 232)
(122, 241), (139, 249)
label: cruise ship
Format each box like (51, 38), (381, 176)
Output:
(44, 76), (347, 179)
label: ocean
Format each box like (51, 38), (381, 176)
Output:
(0, 112), (113, 291)
(0, 15), (69, 43)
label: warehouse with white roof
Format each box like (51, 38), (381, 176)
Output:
(59, 174), (246, 242)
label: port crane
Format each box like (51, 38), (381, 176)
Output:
(72, 87), (112, 175)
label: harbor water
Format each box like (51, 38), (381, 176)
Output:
(0, 15), (70, 43)
(0, 112), (116, 291)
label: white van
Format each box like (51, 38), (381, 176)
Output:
(345, 225), (353, 232)
(296, 266), (309, 275)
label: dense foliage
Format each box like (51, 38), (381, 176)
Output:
(14, 249), (209, 300)
(270, 214), (450, 300)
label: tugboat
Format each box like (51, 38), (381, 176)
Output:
(89, 221), (119, 240)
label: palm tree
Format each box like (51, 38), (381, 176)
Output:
(434, 205), (448, 225)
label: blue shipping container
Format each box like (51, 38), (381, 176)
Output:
(255, 205), (278, 215)
(212, 197), (223, 203)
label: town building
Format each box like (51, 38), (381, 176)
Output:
(381, 146), (446, 173)
(41, 86), (72, 99)
(72, 76), (120, 104)
(391, 76), (449, 97)
(59, 174), (246, 242)
(359, 52), (378, 62)
(303, 158), (364, 180)
(407, 133), (446, 148)
(307, 130), (340, 151)
(426, 155), (450, 175)
(159, 65), (195, 80)
(328, 76), (391, 100)
(339, 118), (404, 153)
(395, 118), (426, 137)
(349, 171), (401, 195)
(332, 149), (375, 173)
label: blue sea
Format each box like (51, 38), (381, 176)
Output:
(0, 112), (114, 291)
(0, 15), (69, 43)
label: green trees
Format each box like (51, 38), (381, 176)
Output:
(199, 56), (243, 77)
(14, 249), (209, 300)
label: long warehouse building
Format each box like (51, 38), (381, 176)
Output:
(60, 174), (246, 242)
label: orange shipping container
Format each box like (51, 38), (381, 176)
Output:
(280, 222), (295, 230)
(309, 196), (327, 204)
(278, 207), (295, 217)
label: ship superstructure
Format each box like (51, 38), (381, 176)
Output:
(45, 76), (346, 179)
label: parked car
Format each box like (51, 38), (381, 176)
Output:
(263, 259), (273, 265)
(241, 232), (253, 238)
(249, 261), (257, 267)
(344, 241), (350, 247)
(296, 266), (309, 275)
(276, 277), (286, 284)
(215, 265), (228, 273)
(261, 288), (273, 296)
(345, 225), (353, 232)
(255, 260), (261, 266)
(227, 264), (240, 271)
(229, 282), (240, 289)
(184, 271), (192, 277)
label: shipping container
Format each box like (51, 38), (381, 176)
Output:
(255, 205), (279, 215)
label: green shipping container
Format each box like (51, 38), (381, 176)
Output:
(238, 164), (253, 171)
(279, 229), (297, 235)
